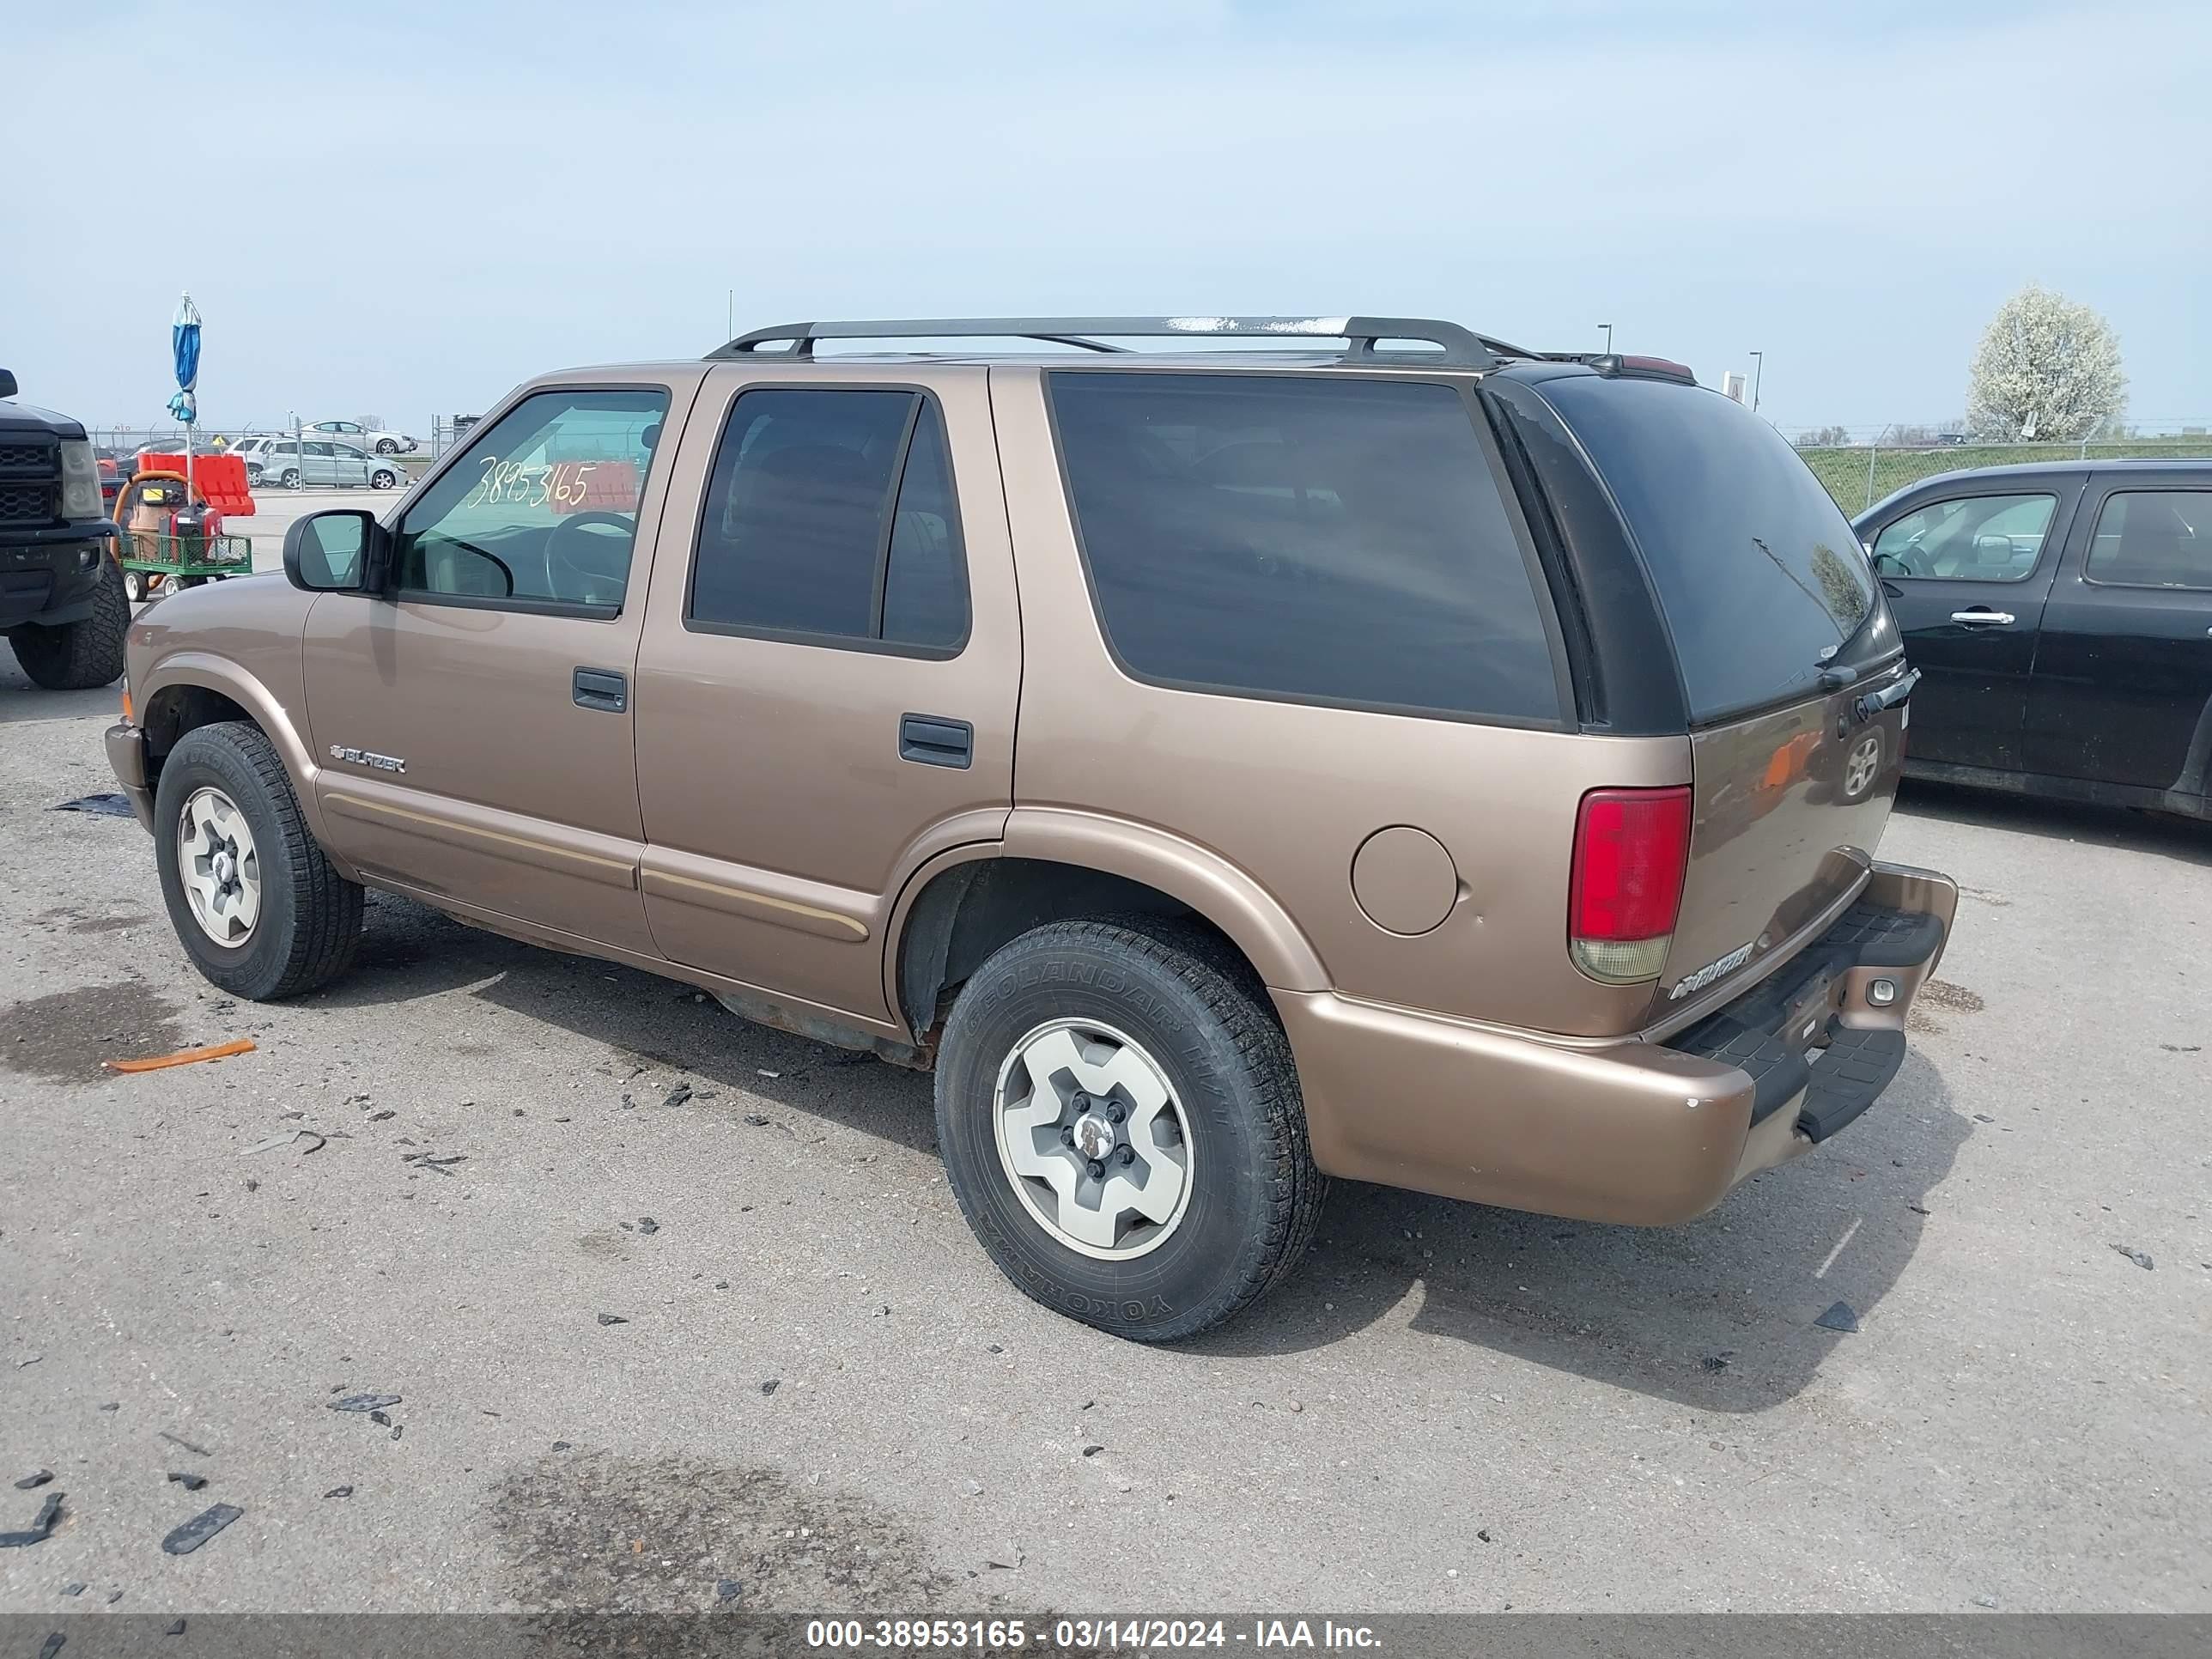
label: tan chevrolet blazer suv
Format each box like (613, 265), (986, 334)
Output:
(104, 315), (1957, 1340)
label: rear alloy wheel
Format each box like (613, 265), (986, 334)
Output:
(9, 553), (129, 689)
(153, 721), (363, 999)
(993, 1016), (1196, 1258)
(935, 917), (1326, 1341)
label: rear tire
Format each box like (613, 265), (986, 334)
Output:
(9, 555), (129, 689)
(934, 917), (1326, 1341)
(153, 721), (364, 1000)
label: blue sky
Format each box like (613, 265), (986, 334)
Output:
(6, 1), (2206, 436)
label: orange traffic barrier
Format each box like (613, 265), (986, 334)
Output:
(558, 459), (640, 514)
(137, 453), (254, 516)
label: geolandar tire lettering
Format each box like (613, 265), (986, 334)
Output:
(152, 720), (366, 1000)
(933, 916), (1326, 1341)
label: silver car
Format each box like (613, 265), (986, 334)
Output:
(234, 435), (404, 490)
(306, 418), (417, 455)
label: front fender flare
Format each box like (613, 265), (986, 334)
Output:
(138, 652), (346, 861)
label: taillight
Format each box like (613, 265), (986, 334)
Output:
(1569, 786), (1692, 984)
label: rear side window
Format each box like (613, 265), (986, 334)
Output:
(2086, 490), (2210, 589)
(1048, 373), (1560, 722)
(688, 388), (969, 652)
(1536, 374), (1881, 722)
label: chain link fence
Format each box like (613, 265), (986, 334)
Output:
(88, 426), (447, 491)
(428, 415), (483, 460)
(1796, 434), (2212, 514)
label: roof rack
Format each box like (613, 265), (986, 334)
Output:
(707, 315), (1508, 370)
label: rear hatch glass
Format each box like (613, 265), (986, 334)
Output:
(1534, 374), (1887, 724)
(1534, 372), (1905, 1020)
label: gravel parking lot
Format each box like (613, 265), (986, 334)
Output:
(2, 650), (2207, 1618)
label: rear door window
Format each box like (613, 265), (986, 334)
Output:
(2086, 490), (2211, 589)
(1535, 374), (1884, 722)
(1048, 372), (1561, 723)
(685, 387), (971, 653)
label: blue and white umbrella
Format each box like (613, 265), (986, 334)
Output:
(167, 294), (201, 426)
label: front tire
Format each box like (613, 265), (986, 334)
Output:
(369, 468), (397, 489)
(280, 468), (301, 489)
(934, 918), (1325, 1341)
(9, 555), (129, 689)
(153, 721), (364, 1000)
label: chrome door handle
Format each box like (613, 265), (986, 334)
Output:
(1950, 610), (2014, 626)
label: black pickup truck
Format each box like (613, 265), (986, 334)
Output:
(1, 367), (128, 690)
(1856, 459), (2212, 821)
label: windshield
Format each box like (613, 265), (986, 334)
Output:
(1536, 374), (1887, 722)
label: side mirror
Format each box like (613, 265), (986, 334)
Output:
(0, 368), (18, 400)
(283, 509), (393, 595)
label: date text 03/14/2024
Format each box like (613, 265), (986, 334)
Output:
(803, 1618), (1382, 1651)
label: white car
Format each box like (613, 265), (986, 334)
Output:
(306, 418), (417, 455)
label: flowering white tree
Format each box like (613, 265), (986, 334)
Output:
(1966, 283), (2125, 441)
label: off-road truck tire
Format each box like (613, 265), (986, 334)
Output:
(935, 916), (1327, 1341)
(9, 554), (129, 690)
(154, 720), (364, 1000)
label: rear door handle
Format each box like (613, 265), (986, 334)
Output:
(1949, 610), (2014, 626)
(573, 667), (628, 713)
(899, 713), (973, 769)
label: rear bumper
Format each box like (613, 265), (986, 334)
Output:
(1277, 861), (1956, 1225)
(105, 721), (156, 831)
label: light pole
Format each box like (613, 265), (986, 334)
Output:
(1599, 322), (1613, 355)
(1748, 350), (1765, 413)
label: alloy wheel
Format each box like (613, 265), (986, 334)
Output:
(176, 786), (263, 946)
(992, 1018), (1194, 1260)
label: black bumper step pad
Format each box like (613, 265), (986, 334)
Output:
(1669, 897), (1932, 1142)
(1797, 1024), (1907, 1143)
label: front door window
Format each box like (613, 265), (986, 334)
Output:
(1870, 493), (2057, 581)
(393, 389), (670, 614)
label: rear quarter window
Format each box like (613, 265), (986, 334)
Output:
(1048, 372), (1562, 724)
(1535, 374), (1881, 723)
